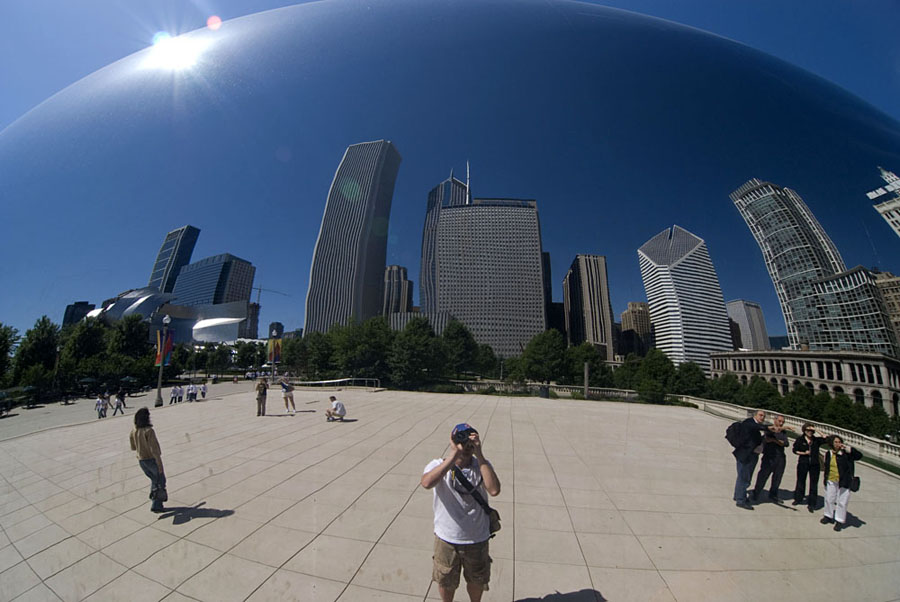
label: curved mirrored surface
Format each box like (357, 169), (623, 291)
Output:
(2, 0), (899, 331)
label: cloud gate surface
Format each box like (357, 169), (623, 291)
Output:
(1, 0), (899, 332)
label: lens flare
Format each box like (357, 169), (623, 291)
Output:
(145, 32), (209, 70)
(152, 31), (171, 45)
(207, 16), (222, 30)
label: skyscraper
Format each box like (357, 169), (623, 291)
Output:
(873, 270), (900, 343)
(620, 301), (652, 356)
(172, 253), (256, 307)
(433, 198), (545, 358)
(148, 225), (200, 293)
(63, 301), (95, 326)
(383, 265), (413, 315)
(420, 172), (469, 314)
(638, 225), (731, 369)
(731, 179), (845, 349)
(562, 255), (616, 361)
(866, 167), (900, 239)
(726, 299), (770, 351)
(305, 140), (402, 334)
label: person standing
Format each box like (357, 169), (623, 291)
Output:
(200, 383), (207, 399)
(169, 386), (177, 405)
(325, 396), (346, 421)
(280, 379), (296, 414)
(117, 387), (127, 409)
(792, 423), (827, 511)
(820, 435), (863, 531)
(255, 378), (268, 416)
(95, 394), (108, 419)
(111, 390), (125, 416)
(732, 409), (769, 510)
(751, 414), (789, 503)
(129, 408), (167, 513)
(421, 424), (501, 602)
(177, 384), (184, 403)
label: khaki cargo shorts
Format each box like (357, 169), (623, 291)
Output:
(432, 535), (491, 591)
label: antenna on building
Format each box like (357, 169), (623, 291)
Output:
(466, 161), (471, 204)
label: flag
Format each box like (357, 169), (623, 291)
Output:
(155, 329), (174, 367)
(268, 338), (282, 363)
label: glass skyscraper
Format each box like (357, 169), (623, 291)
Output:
(305, 140), (402, 334)
(420, 172), (470, 314)
(638, 225), (732, 370)
(562, 255), (616, 361)
(148, 225), (200, 293)
(172, 253), (256, 307)
(383, 265), (413, 315)
(726, 299), (770, 351)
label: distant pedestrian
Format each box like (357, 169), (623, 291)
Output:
(325, 396), (346, 422)
(187, 383), (197, 402)
(117, 387), (127, 409)
(169, 387), (177, 405)
(820, 435), (863, 531)
(280, 379), (296, 414)
(200, 383), (207, 399)
(129, 408), (167, 513)
(177, 385), (184, 403)
(751, 415), (790, 503)
(255, 378), (268, 416)
(95, 394), (109, 419)
(111, 391), (125, 416)
(792, 423), (827, 511)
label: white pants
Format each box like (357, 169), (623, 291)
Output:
(824, 480), (851, 524)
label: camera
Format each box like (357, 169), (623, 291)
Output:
(453, 428), (475, 445)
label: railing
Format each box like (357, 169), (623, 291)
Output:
(679, 395), (900, 469)
(451, 380), (638, 401)
(286, 377), (381, 390)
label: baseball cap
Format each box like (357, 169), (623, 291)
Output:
(452, 423), (477, 437)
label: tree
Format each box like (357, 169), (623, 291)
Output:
(613, 354), (642, 390)
(208, 345), (232, 377)
(281, 337), (308, 376)
(705, 372), (741, 402)
(502, 355), (526, 385)
(107, 314), (150, 359)
(0, 323), (19, 387)
(735, 376), (780, 410)
(637, 377), (666, 404)
(521, 330), (566, 384)
(474, 344), (497, 379)
(563, 343), (612, 387)
(867, 404), (893, 439)
(821, 392), (854, 430)
(442, 320), (478, 377)
(13, 316), (60, 386)
(781, 385), (819, 421)
(331, 317), (395, 381)
(389, 317), (441, 389)
(234, 341), (258, 370)
(672, 362), (707, 397)
(304, 331), (334, 379)
(635, 349), (675, 392)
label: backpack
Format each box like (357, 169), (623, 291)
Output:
(725, 421), (743, 448)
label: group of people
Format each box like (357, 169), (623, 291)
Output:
(168, 383), (206, 404)
(732, 409), (863, 531)
(253, 377), (347, 421)
(95, 389), (126, 419)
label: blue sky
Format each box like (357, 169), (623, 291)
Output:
(1, 0), (900, 339)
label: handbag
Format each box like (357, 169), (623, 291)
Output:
(150, 485), (169, 502)
(850, 476), (860, 492)
(451, 465), (501, 536)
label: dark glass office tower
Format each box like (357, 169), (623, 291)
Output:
(383, 265), (413, 315)
(148, 225), (200, 293)
(420, 172), (470, 314)
(305, 140), (402, 334)
(172, 253), (255, 307)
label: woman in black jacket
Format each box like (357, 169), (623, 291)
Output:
(819, 434), (862, 532)
(792, 423), (826, 512)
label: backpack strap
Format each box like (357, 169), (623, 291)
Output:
(451, 465), (493, 515)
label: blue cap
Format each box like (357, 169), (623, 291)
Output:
(452, 423), (477, 437)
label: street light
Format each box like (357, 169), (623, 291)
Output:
(154, 315), (171, 407)
(271, 329), (278, 379)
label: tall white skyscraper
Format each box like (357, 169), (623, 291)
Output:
(305, 140), (402, 334)
(726, 299), (770, 351)
(562, 254), (616, 361)
(638, 225), (732, 369)
(866, 167), (900, 240)
(434, 198), (545, 358)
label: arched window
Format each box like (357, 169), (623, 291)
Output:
(892, 393), (899, 417)
(804, 382), (814, 391)
(818, 384), (829, 393)
(792, 380), (801, 391)
(780, 379), (789, 395)
(740, 375), (748, 385)
(853, 388), (865, 405)
(832, 386), (844, 395)
(872, 390), (884, 411)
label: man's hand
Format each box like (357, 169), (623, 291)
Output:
(469, 432), (484, 460)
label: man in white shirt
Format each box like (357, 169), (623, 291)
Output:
(325, 396), (346, 421)
(421, 423), (501, 602)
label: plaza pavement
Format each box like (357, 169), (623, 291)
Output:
(0, 386), (899, 602)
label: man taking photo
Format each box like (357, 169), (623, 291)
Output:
(421, 423), (501, 602)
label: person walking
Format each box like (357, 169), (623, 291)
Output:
(255, 377), (268, 416)
(129, 408), (167, 513)
(732, 409), (770, 510)
(820, 434), (863, 531)
(792, 423), (827, 511)
(421, 423), (501, 602)
(280, 379), (296, 414)
(200, 383), (207, 399)
(751, 414), (790, 503)
(95, 394), (108, 419)
(117, 387), (127, 409)
(111, 390), (125, 416)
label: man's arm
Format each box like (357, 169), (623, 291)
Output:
(421, 455), (457, 490)
(470, 434), (501, 496)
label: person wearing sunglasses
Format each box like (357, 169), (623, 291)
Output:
(792, 423), (827, 511)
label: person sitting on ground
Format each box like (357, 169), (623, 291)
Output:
(820, 434), (863, 532)
(129, 407), (167, 513)
(280, 378), (296, 414)
(325, 395), (346, 421)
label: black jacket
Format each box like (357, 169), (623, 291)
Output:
(792, 435), (826, 466)
(732, 417), (766, 463)
(822, 447), (863, 489)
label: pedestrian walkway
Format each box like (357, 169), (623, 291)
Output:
(0, 391), (898, 601)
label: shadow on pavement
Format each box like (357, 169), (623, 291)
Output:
(517, 589), (607, 601)
(330, 418), (358, 423)
(158, 502), (235, 524)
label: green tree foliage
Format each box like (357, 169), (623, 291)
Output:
(281, 337), (307, 376)
(106, 314), (150, 359)
(501, 355), (526, 385)
(562, 343), (612, 387)
(521, 329), (566, 384)
(635, 349), (675, 391)
(0, 323), (19, 387)
(233, 341), (258, 370)
(442, 320), (478, 377)
(305, 331), (334, 379)
(672, 362), (707, 397)
(735, 376), (780, 410)
(705, 372), (741, 402)
(208, 345), (232, 376)
(332, 317), (394, 381)
(389, 317), (442, 389)
(474, 344), (498, 379)
(868, 404), (893, 439)
(13, 316), (60, 386)
(637, 376), (666, 404)
(613, 354), (642, 390)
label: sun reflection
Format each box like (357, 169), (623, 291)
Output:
(207, 16), (222, 31)
(144, 32), (209, 70)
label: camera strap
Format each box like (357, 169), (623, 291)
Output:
(451, 465), (493, 515)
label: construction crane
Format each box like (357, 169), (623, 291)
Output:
(252, 286), (290, 305)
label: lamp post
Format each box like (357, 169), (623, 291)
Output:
(154, 315), (171, 407)
(271, 329), (278, 379)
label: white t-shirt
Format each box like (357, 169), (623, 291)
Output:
(331, 400), (346, 416)
(424, 457), (490, 544)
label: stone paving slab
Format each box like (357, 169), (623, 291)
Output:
(0, 388), (898, 601)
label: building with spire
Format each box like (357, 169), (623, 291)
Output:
(305, 140), (402, 334)
(638, 225), (731, 370)
(866, 167), (900, 239)
(420, 169), (470, 314)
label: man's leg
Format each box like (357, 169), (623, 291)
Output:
(769, 455), (786, 499)
(466, 582), (485, 602)
(793, 461), (809, 503)
(433, 537), (461, 602)
(257, 398), (263, 416)
(752, 457), (773, 501)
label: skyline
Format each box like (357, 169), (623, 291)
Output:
(2, 0), (900, 340)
